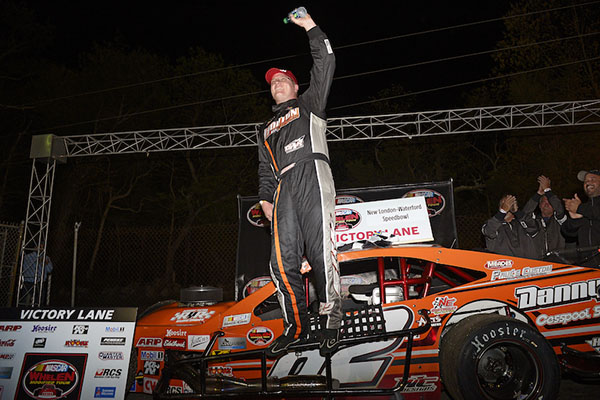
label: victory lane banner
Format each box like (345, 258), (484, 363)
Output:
(335, 196), (433, 246)
(0, 307), (137, 399)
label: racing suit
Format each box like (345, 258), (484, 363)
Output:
(258, 26), (342, 339)
(522, 190), (567, 259)
(481, 210), (539, 259)
(561, 196), (600, 266)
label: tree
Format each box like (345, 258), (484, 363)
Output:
(468, 0), (600, 106)
(0, 0), (53, 218)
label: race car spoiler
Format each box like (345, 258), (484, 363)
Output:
(153, 308), (431, 399)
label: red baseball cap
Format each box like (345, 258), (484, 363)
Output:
(265, 68), (298, 85)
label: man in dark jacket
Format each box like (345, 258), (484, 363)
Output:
(257, 11), (341, 357)
(522, 175), (566, 259)
(482, 194), (539, 259)
(562, 169), (600, 266)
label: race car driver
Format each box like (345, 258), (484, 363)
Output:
(257, 10), (342, 357)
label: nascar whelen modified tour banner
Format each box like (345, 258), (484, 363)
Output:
(235, 180), (457, 300)
(0, 307), (136, 400)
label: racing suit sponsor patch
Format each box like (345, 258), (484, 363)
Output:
(263, 107), (300, 140)
(284, 135), (305, 154)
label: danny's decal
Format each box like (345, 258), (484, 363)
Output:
(515, 278), (600, 310)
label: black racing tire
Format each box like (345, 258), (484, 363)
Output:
(439, 314), (560, 400)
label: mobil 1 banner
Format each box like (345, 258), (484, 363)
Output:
(234, 180), (457, 300)
(0, 307), (137, 400)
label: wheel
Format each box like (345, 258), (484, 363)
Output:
(439, 314), (560, 400)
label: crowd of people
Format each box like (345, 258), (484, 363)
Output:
(482, 170), (600, 266)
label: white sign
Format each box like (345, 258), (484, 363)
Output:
(0, 307), (137, 400)
(335, 197), (433, 246)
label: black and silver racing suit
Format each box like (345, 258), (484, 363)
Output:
(258, 26), (342, 339)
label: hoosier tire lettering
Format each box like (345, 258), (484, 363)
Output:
(470, 323), (527, 353)
(440, 314), (560, 400)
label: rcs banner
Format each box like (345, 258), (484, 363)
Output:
(235, 180), (457, 300)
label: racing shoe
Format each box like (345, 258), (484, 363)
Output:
(266, 331), (305, 358)
(319, 328), (340, 357)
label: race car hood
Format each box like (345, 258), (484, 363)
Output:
(137, 301), (236, 328)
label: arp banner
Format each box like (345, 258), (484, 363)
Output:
(235, 180), (457, 300)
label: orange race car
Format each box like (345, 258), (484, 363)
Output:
(128, 243), (600, 400)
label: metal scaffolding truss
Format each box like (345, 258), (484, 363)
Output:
(18, 99), (600, 306)
(17, 159), (56, 306)
(58, 99), (600, 157)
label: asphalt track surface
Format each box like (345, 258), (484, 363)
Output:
(128, 378), (599, 399)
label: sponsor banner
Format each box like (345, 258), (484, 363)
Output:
(94, 368), (123, 379)
(218, 337), (246, 350)
(143, 377), (158, 395)
(586, 337), (600, 354)
(136, 337), (162, 347)
(485, 259), (514, 270)
(162, 338), (186, 350)
(490, 265), (552, 281)
(399, 374), (439, 393)
(94, 386), (116, 398)
(143, 361), (160, 376)
(0, 308), (137, 322)
(140, 350), (164, 361)
(0, 366), (12, 379)
(515, 278), (600, 310)
(430, 296), (458, 316)
(165, 329), (187, 338)
(187, 335), (210, 351)
(72, 325), (89, 335)
(536, 305), (600, 327)
(16, 353), (87, 399)
(334, 197), (433, 246)
(235, 181), (457, 300)
(100, 337), (126, 346)
(0, 325), (22, 332)
(0, 307), (136, 399)
(246, 327), (273, 346)
(170, 309), (215, 324)
(222, 313), (251, 328)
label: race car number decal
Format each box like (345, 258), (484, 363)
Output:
(269, 306), (413, 387)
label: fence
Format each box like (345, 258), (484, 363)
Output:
(41, 214), (488, 312)
(48, 224), (239, 311)
(0, 221), (24, 307)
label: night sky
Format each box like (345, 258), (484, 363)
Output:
(19, 0), (512, 117)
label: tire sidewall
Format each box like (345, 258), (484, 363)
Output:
(443, 315), (560, 400)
